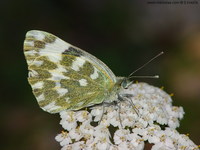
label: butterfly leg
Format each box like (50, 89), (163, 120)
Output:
(127, 97), (140, 117)
(98, 101), (123, 128)
(116, 102), (123, 128)
(99, 104), (105, 125)
(98, 101), (115, 125)
(118, 94), (140, 117)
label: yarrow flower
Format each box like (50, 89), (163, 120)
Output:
(55, 82), (199, 150)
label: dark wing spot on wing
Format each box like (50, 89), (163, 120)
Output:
(62, 47), (83, 57)
(34, 40), (45, 49)
(44, 34), (56, 43)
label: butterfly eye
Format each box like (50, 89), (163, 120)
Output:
(121, 78), (132, 89)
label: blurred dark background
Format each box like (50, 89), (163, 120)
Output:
(0, 0), (200, 149)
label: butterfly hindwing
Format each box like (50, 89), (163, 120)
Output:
(24, 30), (117, 113)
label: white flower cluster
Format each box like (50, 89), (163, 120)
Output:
(55, 83), (199, 150)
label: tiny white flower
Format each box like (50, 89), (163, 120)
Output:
(79, 122), (94, 139)
(157, 114), (168, 125)
(168, 117), (180, 128)
(55, 131), (72, 147)
(127, 133), (144, 148)
(151, 142), (174, 150)
(109, 145), (119, 150)
(69, 128), (83, 141)
(94, 125), (111, 141)
(61, 145), (72, 150)
(132, 127), (146, 136)
(75, 110), (92, 122)
(117, 141), (130, 150)
(114, 129), (130, 144)
(109, 110), (121, 127)
(91, 107), (103, 122)
(60, 111), (77, 131)
(72, 141), (85, 150)
(95, 137), (111, 150)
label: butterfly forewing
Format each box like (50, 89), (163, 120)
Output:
(24, 30), (117, 113)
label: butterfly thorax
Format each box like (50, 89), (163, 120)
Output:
(103, 77), (128, 103)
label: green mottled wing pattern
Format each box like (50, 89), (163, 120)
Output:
(24, 30), (117, 113)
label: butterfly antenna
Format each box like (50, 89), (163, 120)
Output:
(128, 75), (159, 79)
(128, 51), (164, 78)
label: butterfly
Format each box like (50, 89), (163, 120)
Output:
(24, 30), (162, 114)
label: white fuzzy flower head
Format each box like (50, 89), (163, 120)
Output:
(55, 83), (199, 150)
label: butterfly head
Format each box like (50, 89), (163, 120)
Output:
(116, 77), (133, 90)
(121, 77), (133, 89)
